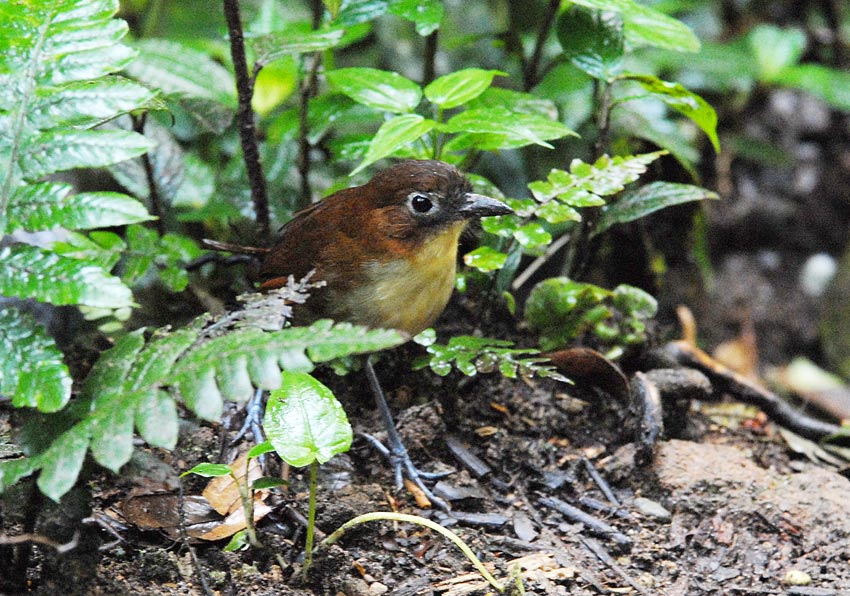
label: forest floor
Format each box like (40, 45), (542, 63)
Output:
(3, 87), (850, 596)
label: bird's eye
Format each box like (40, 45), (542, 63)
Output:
(409, 193), (434, 214)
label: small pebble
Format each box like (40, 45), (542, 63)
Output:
(784, 569), (812, 586)
(369, 581), (389, 595)
(632, 497), (671, 521)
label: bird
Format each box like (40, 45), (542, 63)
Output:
(259, 159), (512, 337)
(233, 160), (512, 509)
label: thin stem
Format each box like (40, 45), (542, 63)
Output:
(523, 0), (560, 91)
(320, 512), (505, 592)
(511, 232), (572, 291)
(233, 469), (260, 548)
(297, 0), (324, 209)
(422, 30), (438, 86)
(133, 114), (166, 235)
(223, 0), (271, 238)
(302, 460), (319, 579)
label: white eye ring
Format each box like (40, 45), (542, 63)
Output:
(408, 192), (435, 214)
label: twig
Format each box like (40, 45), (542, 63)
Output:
(133, 114), (166, 235)
(511, 232), (571, 291)
(223, 0), (271, 238)
(538, 496), (632, 551)
(0, 530), (79, 554)
(579, 536), (649, 596)
(177, 480), (215, 596)
(523, 0), (560, 90)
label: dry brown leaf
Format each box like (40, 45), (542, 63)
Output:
(202, 452), (263, 516)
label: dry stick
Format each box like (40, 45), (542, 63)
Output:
(223, 0), (270, 238)
(523, 0), (561, 91)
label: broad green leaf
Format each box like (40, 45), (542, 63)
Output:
(388, 0), (444, 36)
(468, 87), (558, 119)
(22, 129), (152, 180)
(0, 456), (41, 493)
(125, 39), (237, 108)
(181, 463), (234, 478)
(571, 0), (699, 52)
(747, 25), (806, 81)
(37, 423), (92, 502)
(352, 114), (436, 174)
(0, 308), (72, 412)
(224, 530), (249, 552)
(424, 69), (505, 109)
(513, 222), (552, 251)
(0, 244), (133, 308)
(7, 182), (153, 232)
(463, 246), (508, 272)
(557, 7), (624, 80)
(773, 64), (850, 112)
(444, 107), (577, 149)
(535, 200), (581, 224)
(264, 372), (353, 467)
(252, 24), (346, 64)
(326, 67), (422, 113)
(622, 74), (719, 152)
(29, 77), (158, 129)
(594, 181), (719, 236)
(336, 0), (390, 26)
(252, 57), (298, 116)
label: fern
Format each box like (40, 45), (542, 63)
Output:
(0, 0), (155, 410)
(0, 283), (404, 500)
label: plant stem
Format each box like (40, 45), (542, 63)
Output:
(223, 0), (271, 238)
(302, 460), (319, 580)
(132, 114), (166, 235)
(422, 30), (438, 86)
(297, 0), (324, 209)
(320, 512), (505, 592)
(234, 469), (260, 548)
(523, 0), (560, 91)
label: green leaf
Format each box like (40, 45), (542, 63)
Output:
(29, 77), (158, 129)
(468, 87), (559, 119)
(463, 246), (508, 272)
(388, 0), (444, 36)
(0, 308), (72, 412)
(7, 182), (153, 233)
(336, 0), (389, 26)
(264, 372), (353, 467)
(747, 25), (806, 81)
(352, 114), (436, 174)
(223, 529), (248, 552)
(594, 181), (719, 237)
(37, 423), (92, 502)
(571, 0), (699, 52)
(135, 389), (178, 450)
(424, 69), (505, 109)
(621, 74), (719, 152)
(125, 39), (237, 108)
(181, 463), (234, 478)
(326, 67), (422, 114)
(557, 7), (624, 80)
(248, 441), (276, 459)
(0, 244), (134, 308)
(444, 107), (577, 149)
(514, 222), (552, 251)
(773, 64), (850, 112)
(414, 336), (566, 381)
(525, 277), (612, 350)
(171, 321), (402, 421)
(20, 129), (151, 181)
(252, 24), (346, 64)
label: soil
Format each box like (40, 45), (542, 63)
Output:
(3, 88), (850, 595)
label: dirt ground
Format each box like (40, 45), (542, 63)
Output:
(3, 87), (850, 595)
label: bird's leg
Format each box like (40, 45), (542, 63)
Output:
(363, 356), (451, 511)
(232, 387), (268, 466)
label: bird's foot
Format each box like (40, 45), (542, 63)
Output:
(231, 388), (267, 465)
(359, 433), (452, 511)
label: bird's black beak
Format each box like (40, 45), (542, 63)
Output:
(458, 193), (513, 218)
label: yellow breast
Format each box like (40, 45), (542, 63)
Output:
(338, 222), (466, 336)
